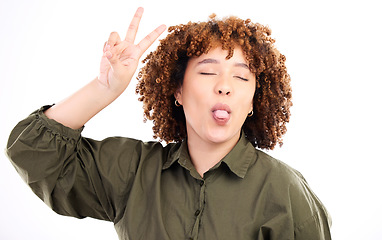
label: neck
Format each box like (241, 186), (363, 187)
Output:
(187, 132), (240, 178)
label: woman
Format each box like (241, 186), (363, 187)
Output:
(6, 7), (331, 239)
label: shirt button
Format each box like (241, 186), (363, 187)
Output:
(194, 210), (200, 216)
(200, 181), (204, 186)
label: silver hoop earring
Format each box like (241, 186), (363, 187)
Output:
(248, 110), (253, 117)
(175, 99), (181, 107)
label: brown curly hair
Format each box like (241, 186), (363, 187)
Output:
(136, 14), (292, 150)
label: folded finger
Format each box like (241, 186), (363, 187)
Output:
(107, 32), (122, 48)
(105, 41), (129, 64)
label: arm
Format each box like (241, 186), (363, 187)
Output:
(6, 107), (160, 222)
(45, 7), (166, 129)
(6, 7), (166, 222)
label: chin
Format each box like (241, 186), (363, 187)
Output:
(204, 128), (239, 144)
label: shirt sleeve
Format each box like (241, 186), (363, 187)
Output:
(294, 209), (332, 240)
(292, 170), (332, 240)
(5, 105), (155, 223)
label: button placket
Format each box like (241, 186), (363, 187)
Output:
(194, 209), (201, 216)
(189, 179), (206, 239)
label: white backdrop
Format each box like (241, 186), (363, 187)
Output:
(1, 0), (381, 239)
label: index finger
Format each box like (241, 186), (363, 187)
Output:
(136, 24), (166, 55)
(125, 7), (144, 43)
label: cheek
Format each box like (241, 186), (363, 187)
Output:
(244, 99), (254, 114)
(242, 88), (255, 109)
(182, 78), (211, 105)
(183, 89), (209, 115)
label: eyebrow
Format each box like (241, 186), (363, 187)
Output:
(197, 58), (219, 65)
(197, 58), (250, 70)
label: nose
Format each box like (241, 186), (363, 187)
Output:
(215, 75), (232, 96)
(218, 89), (231, 95)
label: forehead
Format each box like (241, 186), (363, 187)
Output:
(189, 46), (248, 65)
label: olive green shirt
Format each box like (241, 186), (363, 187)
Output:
(6, 106), (331, 240)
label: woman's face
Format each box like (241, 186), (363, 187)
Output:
(175, 46), (256, 145)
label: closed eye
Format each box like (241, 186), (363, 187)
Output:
(200, 72), (217, 76)
(235, 76), (249, 81)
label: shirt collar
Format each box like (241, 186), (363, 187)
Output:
(219, 132), (257, 178)
(162, 140), (187, 170)
(163, 131), (257, 179)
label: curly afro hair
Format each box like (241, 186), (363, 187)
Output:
(136, 14), (292, 150)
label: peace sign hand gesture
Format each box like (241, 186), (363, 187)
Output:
(98, 7), (166, 93)
(44, 7), (165, 129)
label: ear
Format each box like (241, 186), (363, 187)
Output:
(174, 87), (183, 105)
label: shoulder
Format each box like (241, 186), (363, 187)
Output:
(84, 136), (177, 159)
(250, 149), (305, 185)
(78, 136), (181, 179)
(251, 149), (318, 204)
(250, 149), (331, 232)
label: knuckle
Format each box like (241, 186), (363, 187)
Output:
(108, 32), (119, 41)
(145, 34), (153, 42)
(109, 31), (117, 38)
(128, 24), (137, 31)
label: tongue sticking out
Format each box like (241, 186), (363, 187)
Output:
(214, 110), (229, 119)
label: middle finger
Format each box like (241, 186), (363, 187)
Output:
(125, 7), (144, 44)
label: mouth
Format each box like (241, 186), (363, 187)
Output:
(211, 103), (231, 125)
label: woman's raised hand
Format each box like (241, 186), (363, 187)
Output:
(98, 7), (166, 93)
(44, 8), (165, 129)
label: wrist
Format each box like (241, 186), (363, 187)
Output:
(95, 76), (128, 98)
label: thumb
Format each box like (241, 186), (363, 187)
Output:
(105, 41), (128, 65)
(98, 54), (111, 85)
(103, 48), (124, 80)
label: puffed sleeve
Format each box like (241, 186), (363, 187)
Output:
(5, 106), (151, 223)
